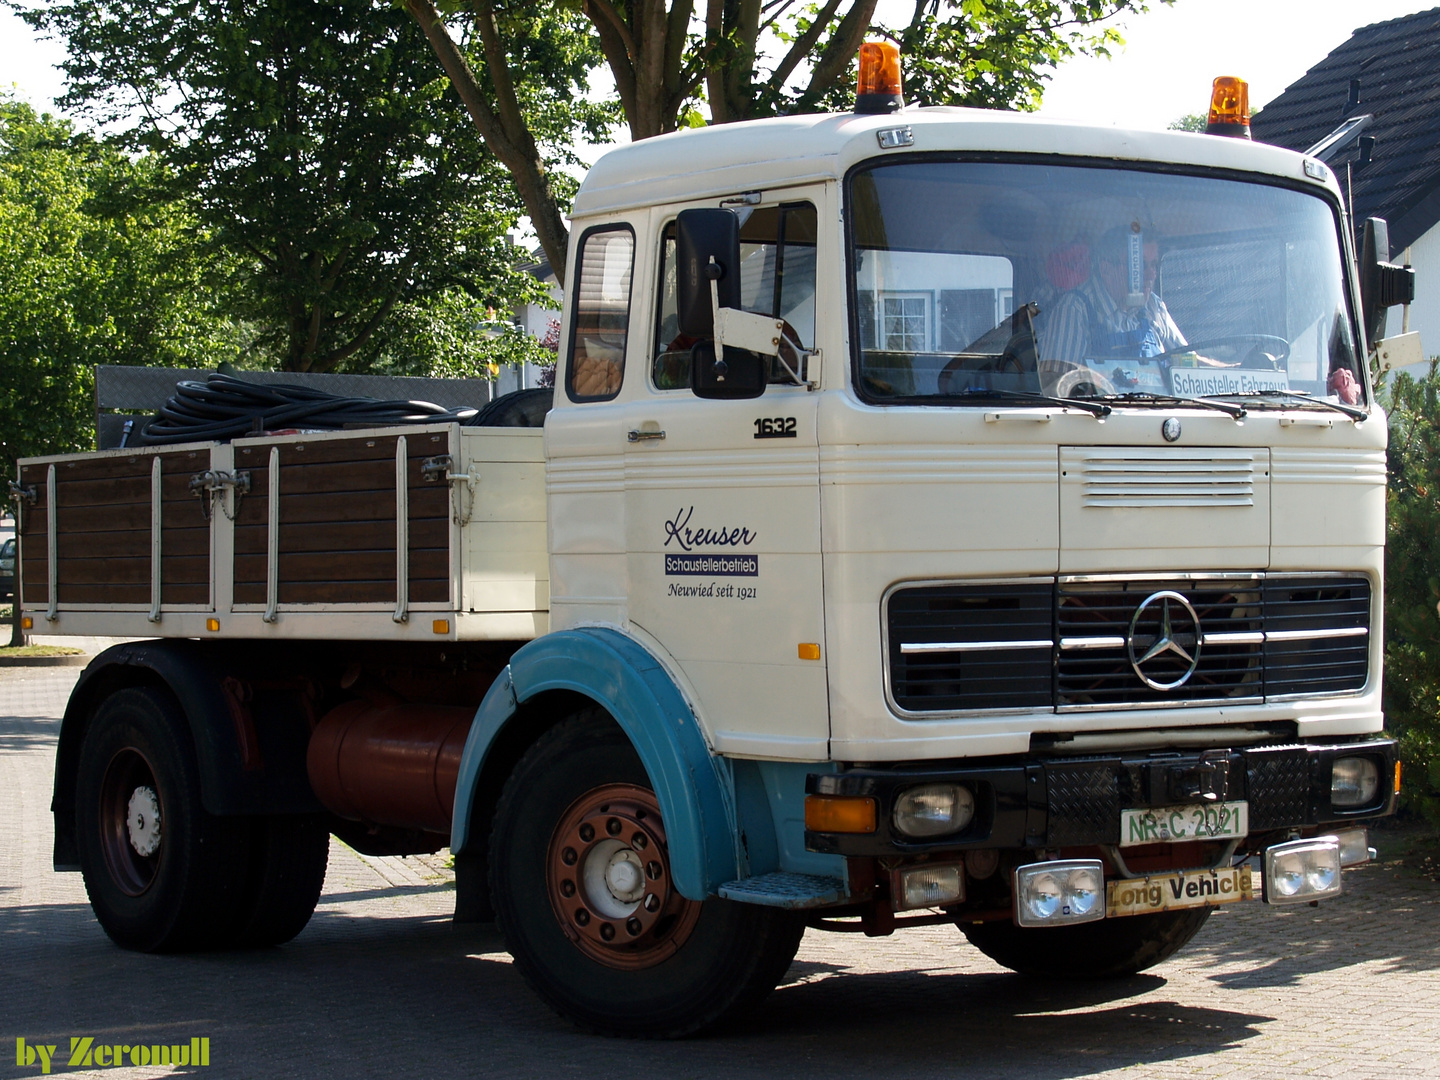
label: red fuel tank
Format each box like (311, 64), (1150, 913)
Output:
(306, 700), (474, 835)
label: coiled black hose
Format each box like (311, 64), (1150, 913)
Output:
(134, 373), (487, 445)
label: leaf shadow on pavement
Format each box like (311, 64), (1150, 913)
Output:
(1185, 866), (1440, 987)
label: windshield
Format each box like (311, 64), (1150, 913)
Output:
(848, 160), (1363, 408)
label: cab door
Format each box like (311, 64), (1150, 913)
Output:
(623, 193), (829, 761)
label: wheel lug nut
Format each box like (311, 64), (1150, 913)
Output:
(599, 922), (615, 941)
(643, 893), (660, 912)
(632, 833), (648, 849)
(606, 818), (622, 836)
(560, 879), (576, 897)
(626, 918), (643, 936)
(646, 861), (662, 880)
(575, 908), (590, 926)
(561, 846), (577, 865)
(579, 823), (594, 843)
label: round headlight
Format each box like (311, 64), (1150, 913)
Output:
(1273, 854), (1304, 897)
(893, 784), (976, 838)
(1067, 867), (1102, 915)
(1024, 872), (1062, 921)
(1331, 757), (1379, 807)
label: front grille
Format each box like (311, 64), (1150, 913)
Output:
(887, 583), (1052, 712)
(1057, 578), (1263, 708)
(1075, 450), (1256, 508)
(887, 574), (1371, 715)
(1263, 576), (1370, 696)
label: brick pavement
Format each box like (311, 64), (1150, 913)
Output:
(2, 666), (1438, 1079)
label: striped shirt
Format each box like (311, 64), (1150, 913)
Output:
(1040, 277), (1187, 367)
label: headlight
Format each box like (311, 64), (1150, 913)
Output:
(1331, 827), (1374, 867)
(1013, 859), (1107, 927)
(893, 863), (965, 911)
(1264, 837), (1342, 905)
(1331, 757), (1379, 807)
(893, 783), (975, 838)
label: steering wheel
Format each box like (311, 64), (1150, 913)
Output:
(1157, 335), (1291, 369)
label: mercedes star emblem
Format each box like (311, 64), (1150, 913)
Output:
(1127, 590), (1202, 690)
(1162, 417), (1182, 442)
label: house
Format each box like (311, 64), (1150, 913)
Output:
(1252, 7), (1440, 375)
(497, 249), (562, 396)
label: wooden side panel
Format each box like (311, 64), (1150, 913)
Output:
(17, 448), (212, 608)
(232, 429), (452, 606)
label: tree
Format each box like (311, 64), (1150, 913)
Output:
(19, 0), (574, 374)
(1168, 113), (1206, 132)
(408, 0), (1160, 277)
(1379, 360), (1440, 823)
(0, 97), (236, 478)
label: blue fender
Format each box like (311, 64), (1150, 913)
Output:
(449, 627), (740, 899)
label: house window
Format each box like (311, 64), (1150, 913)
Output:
(880, 293), (929, 351)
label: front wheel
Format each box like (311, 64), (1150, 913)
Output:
(489, 711), (805, 1037)
(962, 908), (1212, 979)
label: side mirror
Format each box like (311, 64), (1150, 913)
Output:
(676, 208), (742, 338)
(690, 340), (766, 400)
(1359, 216), (1416, 350)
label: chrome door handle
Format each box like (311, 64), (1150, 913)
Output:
(627, 429), (666, 442)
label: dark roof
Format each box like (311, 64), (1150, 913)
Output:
(1252, 6), (1440, 255)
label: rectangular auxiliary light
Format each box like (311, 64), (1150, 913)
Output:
(1263, 837), (1341, 905)
(1013, 859), (1105, 928)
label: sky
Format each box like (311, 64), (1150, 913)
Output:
(5, 0), (1440, 133)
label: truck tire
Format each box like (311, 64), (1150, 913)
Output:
(233, 814), (330, 947)
(962, 907), (1213, 978)
(75, 686), (252, 952)
(489, 711), (805, 1037)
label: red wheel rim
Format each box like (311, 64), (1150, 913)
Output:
(546, 783), (701, 970)
(98, 747), (163, 897)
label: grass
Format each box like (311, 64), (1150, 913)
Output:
(0, 644), (85, 657)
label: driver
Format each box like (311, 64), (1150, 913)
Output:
(1041, 225), (1187, 369)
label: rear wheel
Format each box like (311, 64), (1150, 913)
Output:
(233, 814), (330, 947)
(75, 686), (251, 952)
(962, 907), (1213, 978)
(489, 711), (805, 1037)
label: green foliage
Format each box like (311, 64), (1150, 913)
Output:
(1380, 360), (1440, 822)
(1169, 113), (1206, 132)
(890, 0), (1159, 113)
(0, 97), (237, 478)
(19, 0), (553, 373)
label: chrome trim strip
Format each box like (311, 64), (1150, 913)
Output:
(1058, 695), (1265, 713)
(1202, 631), (1265, 645)
(1265, 626), (1368, 642)
(1059, 572), (1263, 584)
(900, 639), (1053, 654)
(1059, 636), (1126, 651)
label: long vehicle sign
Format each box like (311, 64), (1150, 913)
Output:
(1106, 866), (1258, 918)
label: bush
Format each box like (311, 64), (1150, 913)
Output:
(1380, 359), (1440, 821)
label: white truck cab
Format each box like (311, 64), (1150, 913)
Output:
(27, 75), (1407, 1039)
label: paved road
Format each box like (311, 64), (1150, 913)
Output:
(3, 667), (1438, 1080)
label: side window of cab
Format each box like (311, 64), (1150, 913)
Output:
(652, 202), (818, 390)
(566, 225), (636, 402)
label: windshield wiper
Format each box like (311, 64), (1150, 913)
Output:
(1100, 391), (1248, 420)
(1200, 390), (1368, 421)
(948, 386), (1112, 418)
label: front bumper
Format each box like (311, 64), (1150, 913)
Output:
(805, 738), (1398, 856)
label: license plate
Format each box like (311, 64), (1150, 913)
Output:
(1119, 800), (1249, 848)
(1106, 866), (1257, 918)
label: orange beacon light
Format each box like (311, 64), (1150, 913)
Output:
(1205, 76), (1252, 139)
(856, 40), (904, 114)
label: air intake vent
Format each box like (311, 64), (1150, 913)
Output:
(887, 583), (1052, 713)
(1263, 576), (1370, 696)
(1076, 450), (1256, 507)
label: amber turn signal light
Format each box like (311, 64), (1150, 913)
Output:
(1395, 760), (1404, 795)
(805, 794), (878, 833)
(856, 41), (904, 115)
(1206, 76), (1251, 139)
(21, 616), (33, 630)
(205, 618), (220, 632)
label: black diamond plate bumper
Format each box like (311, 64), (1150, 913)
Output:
(805, 738), (1397, 856)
